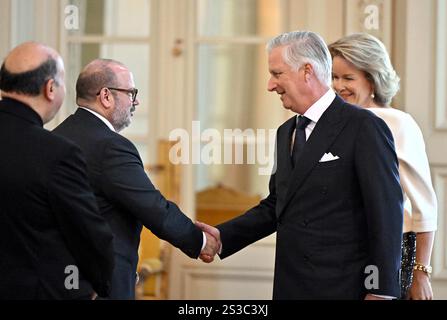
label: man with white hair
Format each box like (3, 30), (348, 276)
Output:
(197, 31), (403, 299)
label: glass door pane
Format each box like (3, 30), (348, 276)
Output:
(195, 0), (286, 197)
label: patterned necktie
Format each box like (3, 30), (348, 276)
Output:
(291, 115), (311, 166)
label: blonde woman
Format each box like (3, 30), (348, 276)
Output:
(329, 33), (437, 300)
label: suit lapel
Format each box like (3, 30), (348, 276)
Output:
(277, 96), (349, 217)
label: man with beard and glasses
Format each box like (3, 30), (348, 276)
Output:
(53, 59), (221, 299)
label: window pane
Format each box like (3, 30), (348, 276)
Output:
(197, 44), (277, 129)
(196, 44), (280, 197)
(197, 0), (283, 37)
(65, 43), (150, 136)
(11, 0), (36, 44)
(67, 0), (150, 37)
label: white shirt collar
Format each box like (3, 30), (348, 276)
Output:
(301, 89), (336, 124)
(79, 107), (116, 132)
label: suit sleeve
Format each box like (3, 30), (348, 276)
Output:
(355, 114), (403, 297)
(48, 144), (115, 298)
(217, 138), (279, 259)
(100, 138), (203, 259)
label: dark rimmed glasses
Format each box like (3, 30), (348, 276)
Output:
(97, 87), (138, 104)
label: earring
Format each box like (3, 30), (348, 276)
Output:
(371, 93), (375, 99)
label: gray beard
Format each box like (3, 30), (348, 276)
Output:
(112, 110), (131, 132)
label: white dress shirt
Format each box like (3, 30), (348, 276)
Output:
(300, 89), (336, 140)
(79, 107), (116, 132)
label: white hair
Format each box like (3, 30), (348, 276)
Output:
(267, 30), (332, 86)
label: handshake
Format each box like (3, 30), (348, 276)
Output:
(196, 221), (221, 263)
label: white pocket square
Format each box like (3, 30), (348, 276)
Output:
(319, 152), (340, 163)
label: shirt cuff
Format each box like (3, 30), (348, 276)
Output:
(371, 294), (396, 300)
(201, 231), (207, 251)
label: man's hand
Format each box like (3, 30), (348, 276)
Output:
(196, 221), (221, 263)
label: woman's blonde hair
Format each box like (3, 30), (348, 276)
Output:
(328, 33), (400, 106)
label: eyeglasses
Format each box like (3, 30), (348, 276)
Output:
(97, 87), (138, 104)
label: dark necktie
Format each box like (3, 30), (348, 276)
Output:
(291, 115), (311, 166)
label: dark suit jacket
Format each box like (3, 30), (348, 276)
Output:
(217, 96), (403, 299)
(0, 98), (114, 299)
(53, 108), (203, 299)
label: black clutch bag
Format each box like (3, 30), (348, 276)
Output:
(400, 231), (416, 299)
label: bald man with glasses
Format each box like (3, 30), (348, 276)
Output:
(53, 59), (221, 299)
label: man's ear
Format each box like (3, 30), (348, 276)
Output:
(303, 63), (314, 81)
(44, 79), (55, 101)
(98, 88), (114, 109)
